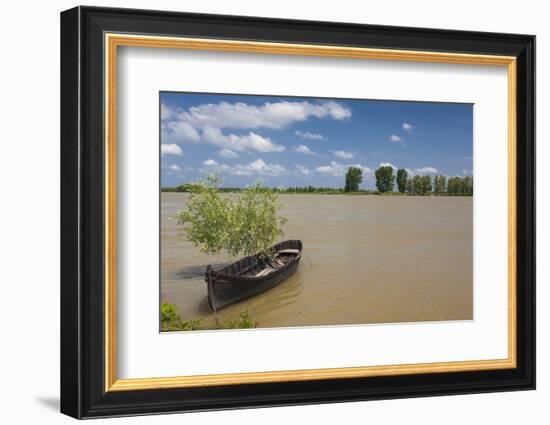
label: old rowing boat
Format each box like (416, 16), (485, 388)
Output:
(205, 240), (303, 311)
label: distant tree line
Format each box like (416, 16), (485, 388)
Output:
(162, 183), (247, 193)
(446, 176), (473, 196)
(374, 166), (473, 196)
(161, 182), (370, 195)
(283, 186), (346, 194)
(161, 166), (473, 196)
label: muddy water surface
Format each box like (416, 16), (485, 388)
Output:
(161, 193), (473, 329)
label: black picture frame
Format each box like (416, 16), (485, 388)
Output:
(61, 5), (535, 419)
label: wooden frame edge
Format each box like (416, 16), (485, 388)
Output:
(108, 358), (516, 391)
(105, 32), (118, 390)
(507, 59), (518, 369)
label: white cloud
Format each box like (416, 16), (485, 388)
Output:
(389, 134), (403, 142)
(291, 144), (317, 156)
(202, 127), (285, 153)
(377, 163), (416, 176)
(295, 130), (326, 141)
(415, 166), (438, 174)
(371, 163), (442, 177)
(295, 164), (313, 176)
(162, 120), (201, 144)
(161, 103), (177, 121)
(163, 100), (351, 131)
(464, 156), (473, 160)
(168, 164), (180, 172)
(203, 158), (287, 176)
(332, 150), (354, 159)
(161, 100), (351, 154)
(402, 122), (414, 132)
(161, 143), (184, 156)
(316, 162), (345, 176)
(218, 148), (239, 159)
(203, 159), (219, 166)
(243, 159), (286, 176)
(316, 161), (371, 177)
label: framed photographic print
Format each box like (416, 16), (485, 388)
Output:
(60, 6), (535, 419)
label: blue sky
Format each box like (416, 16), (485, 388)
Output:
(160, 92), (473, 189)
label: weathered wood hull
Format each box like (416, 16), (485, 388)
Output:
(205, 240), (303, 311)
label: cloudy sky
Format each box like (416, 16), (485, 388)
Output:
(160, 92), (473, 189)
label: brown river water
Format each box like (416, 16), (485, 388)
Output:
(161, 193), (473, 330)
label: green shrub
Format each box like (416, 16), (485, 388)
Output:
(161, 303), (257, 332)
(160, 302), (202, 331)
(176, 175), (286, 258)
(179, 319), (202, 331)
(224, 310), (257, 329)
(160, 302), (179, 325)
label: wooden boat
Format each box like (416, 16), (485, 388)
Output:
(205, 240), (303, 311)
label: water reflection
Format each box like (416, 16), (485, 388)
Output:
(172, 263), (229, 280)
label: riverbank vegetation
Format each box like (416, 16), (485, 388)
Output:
(162, 166), (473, 196)
(161, 302), (257, 331)
(160, 302), (202, 331)
(163, 185), (376, 194)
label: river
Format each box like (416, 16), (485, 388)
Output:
(161, 193), (473, 330)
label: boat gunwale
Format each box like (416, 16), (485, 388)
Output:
(208, 240), (303, 280)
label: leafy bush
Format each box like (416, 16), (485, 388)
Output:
(160, 302), (179, 325)
(176, 175), (286, 258)
(160, 302), (256, 332)
(160, 302), (202, 331)
(179, 319), (202, 331)
(224, 310), (257, 329)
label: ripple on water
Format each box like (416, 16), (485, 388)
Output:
(161, 193), (473, 329)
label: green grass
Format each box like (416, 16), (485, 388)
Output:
(161, 303), (203, 331)
(224, 310), (257, 329)
(161, 303), (257, 332)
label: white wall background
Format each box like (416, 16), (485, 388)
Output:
(0, 0), (545, 423)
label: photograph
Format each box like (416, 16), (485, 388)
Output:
(57, 5), (536, 418)
(159, 92), (474, 331)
